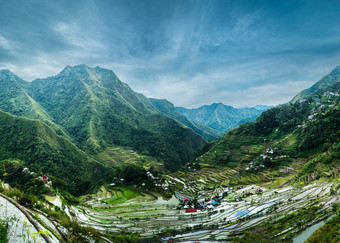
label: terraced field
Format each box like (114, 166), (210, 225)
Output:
(167, 167), (293, 196)
(69, 179), (339, 241)
(91, 145), (163, 169)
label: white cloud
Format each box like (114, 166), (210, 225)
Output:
(54, 22), (107, 52)
(0, 35), (19, 54)
(220, 80), (316, 107)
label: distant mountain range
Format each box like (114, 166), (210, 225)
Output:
(2, 64), (338, 196)
(175, 103), (271, 134)
(148, 98), (224, 140)
(195, 65), (340, 170)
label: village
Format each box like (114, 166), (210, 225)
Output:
(177, 185), (264, 213)
(63, 179), (338, 241)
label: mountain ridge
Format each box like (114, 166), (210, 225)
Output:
(291, 65), (340, 103)
(0, 109), (104, 195)
(184, 66), (340, 185)
(1, 65), (206, 171)
(147, 98), (223, 140)
(175, 102), (269, 133)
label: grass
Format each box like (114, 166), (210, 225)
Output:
(103, 186), (141, 204)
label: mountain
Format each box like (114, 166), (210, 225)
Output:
(0, 110), (104, 195)
(253, 105), (273, 111)
(175, 102), (267, 133)
(0, 70), (71, 139)
(147, 98), (223, 140)
(25, 65), (205, 170)
(291, 65), (340, 103)
(182, 69), (340, 188)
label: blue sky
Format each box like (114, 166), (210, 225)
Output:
(0, 0), (340, 108)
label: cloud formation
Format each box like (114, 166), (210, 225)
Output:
(0, 0), (340, 107)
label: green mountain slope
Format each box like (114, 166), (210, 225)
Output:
(0, 70), (72, 139)
(26, 65), (205, 170)
(176, 70), (340, 189)
(175, 102), (265, 133)
(148, 98), (223, 140)
(291, 65), (340, 103)
(0, 110), (104, 195)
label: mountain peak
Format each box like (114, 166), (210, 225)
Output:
(0, 69), (16, 77)
(58, 65), (117, 80)
(0, 69), (25, 85)
(330, 65), (340, 74)
(59, 64), (91, 76)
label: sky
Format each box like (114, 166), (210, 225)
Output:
(0, 0), (340, 108)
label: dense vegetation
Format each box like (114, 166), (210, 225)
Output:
(149, 98), (223, 140)
(236, 205), (330, 242)
(26, 65), (205, 170)
(291, 65), (340, 103)
(0, 70), (72, 140)
(193, 76), (340, 188)
(306, 203), (340, 243)
(0, 111), (105, 195)
(0, 65), (207, 196)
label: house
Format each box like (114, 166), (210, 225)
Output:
(199, 203), (206, 208)
(211, 201), (218, 206)
(41, 175), (48, 181)
(185, 208), (197, 213)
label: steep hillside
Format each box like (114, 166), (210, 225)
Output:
(148, 98), (223, 140)
(0, 70), (70, 139)
(172, 73), (340, 191)
(26, 65), (205, 170)
(0, 110), (104, 195)
(291, 65), (340, 103)
(176, 102), (265, 133)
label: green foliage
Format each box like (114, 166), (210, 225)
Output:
(0, 219), (8, 243)
(0, 159), (49, 197)
(119, 164), (149, 184)
(26, 65), (205, 171)
(237, 206), (325, 242)
(0, 111), (106, 195)
(196, 85), (340, 181)
(251, 102), (311, 135)
(296, 108), (340, 150)
(106, 231), (159, 242)
(306, 206), (340, 243)
(103, 186), (141, 204)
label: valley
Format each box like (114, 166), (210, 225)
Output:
(0, 65), (339, 242)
